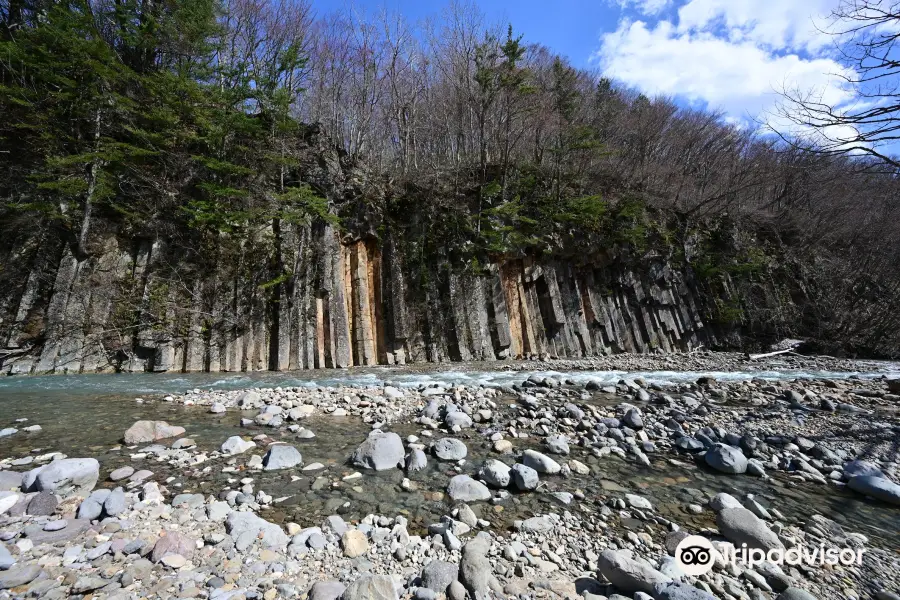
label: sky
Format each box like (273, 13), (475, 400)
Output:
(312, 0), (852, 128)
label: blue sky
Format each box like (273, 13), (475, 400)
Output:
(313, 0), (854, 131)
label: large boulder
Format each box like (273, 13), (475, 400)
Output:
(226, 511), (289, 551)
(716, 507), (784, 551)
(434, 438), (468, 461)
(511, 464), (539, 491)
(521, 449), (561, 475)
(310, 581), (347, 600)
(351, 431), (405, 471)
(263, 445), (303, 471)
(422, 560), (459, 594)
(342, 575), (398, 600)
(447, 475), (491, 502)
(775, 588), (819, 600)
(221, 436), (256, 455)
(22, 458), (99, 496)
(843, 460), (884, 480)
(704, 444), (748, 474)
(597, 550), (672, 595)
(480, 460), (511, 488)
(123, 421), (185, 444)
(0, 472), (23, 492)
(459, 533), (501, 600)
(848, 475), (900, 505)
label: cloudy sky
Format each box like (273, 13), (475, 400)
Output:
(318, 0), (853, 127)
(594, 0), (852, 124)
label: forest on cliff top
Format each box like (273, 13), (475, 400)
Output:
(0, 0), (898, 357)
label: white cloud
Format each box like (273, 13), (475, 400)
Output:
(614, 0), (672, 17)
(594, 0), (855, 124)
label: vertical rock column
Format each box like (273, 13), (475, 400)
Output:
(349, 240), (377, 366)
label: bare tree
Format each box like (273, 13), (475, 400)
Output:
(772, 0), (900, 169)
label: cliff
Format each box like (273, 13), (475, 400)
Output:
(0, 221), (731, 375)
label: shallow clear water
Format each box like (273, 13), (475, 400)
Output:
(1, 363), (898, 548)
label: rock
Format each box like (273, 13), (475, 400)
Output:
(434, 438), (468, 461)
(623, 408), (643, 429)
(776, 589), (819, 600)
(123, 420), (185, 444)
(0, 564), (42, 589)
(161, 554), (187, 568)
(0, 429), (17, 438)
(519, 515), (554, 532)
(445, 412), (473, 429)
(342, 575), (398, 600)
(151, 531), (195, 562)
(104, 487), (127, 516)
(448, 581), (467, 600)
(221, 436), (256, 455)
(716, 507), (784, 551)
(310, 581), (347, 600)
(675, 437), (705, 453)
(448, 475), (491, 502)
(0, 543), (14, 570)
(341, 529), (369, 558)
(847, 475), (900, 505)
(0, 472), (23, 492)
(597, 549), (672, 595)
(480, 459), (511, 488)
(625, 494), (653, 510)
(655, 582), (719, 600)
(210, 402), (227, 414)
(26, 491), (57, 516)
(109, 466), (134, 482)
(0, 493), (19, 515)
(422, 560), (459, 593)
(709, 492), (742, 512)
(521, 450), (561, 474)
(493, 440), (513, 454)
(704, 444), (748, 474)
(351, 431), (405, 471)
(263, 444), (303, 470)
(511, 463), (539, 491)
(843, 460), (884, 479)
(23, 458), (99, 496)
(545, 434), (570, 455)
(460, 534), (500, 600)
(226, 511), (289, 551)
(406, 449), (428, 473)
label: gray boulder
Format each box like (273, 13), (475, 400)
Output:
(123, 420), (185, 444)
(342, 575), (398, 600)
(351, 431), (405, 471)
(25, 492), (57, 516)
(705, 444), (748, 474)
(716, 507), (784, 551)
(459, 533), (501, 600)
(151, 531), (195, 562)
(0, 564), (42, 589)
(597, 549), (671, 595)
(545, 434), (570, 455)
(511, 464), (539, 491)
(445, 412), (473, 429)
(23, 458), (99, 496)
(103, 487), (127, 516)
(0, 542), (14, 570)
(848, 475), (900, 505)
(310, 581), (347, 600)
(623, 408), (644, 429)
(226, 511), (289, 551)
(434, 438), (468, 461)
(776, 589), (819, 600)
(422, 560), (459, 593)
(221, 436), (256, 455)
(480, 459), (511, 488)
(521, 449), (561, 474)
(843, 460), (884, 479)
(263, 445), (303, 470)
(447, 475), (491, 502)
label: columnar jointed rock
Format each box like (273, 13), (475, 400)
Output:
(351, 431), (405, 471)
(123, 421), (186, 444)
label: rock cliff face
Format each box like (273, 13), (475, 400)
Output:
(0, 221), (721, 375)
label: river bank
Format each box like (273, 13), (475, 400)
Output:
(0, 354), (898, 599)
